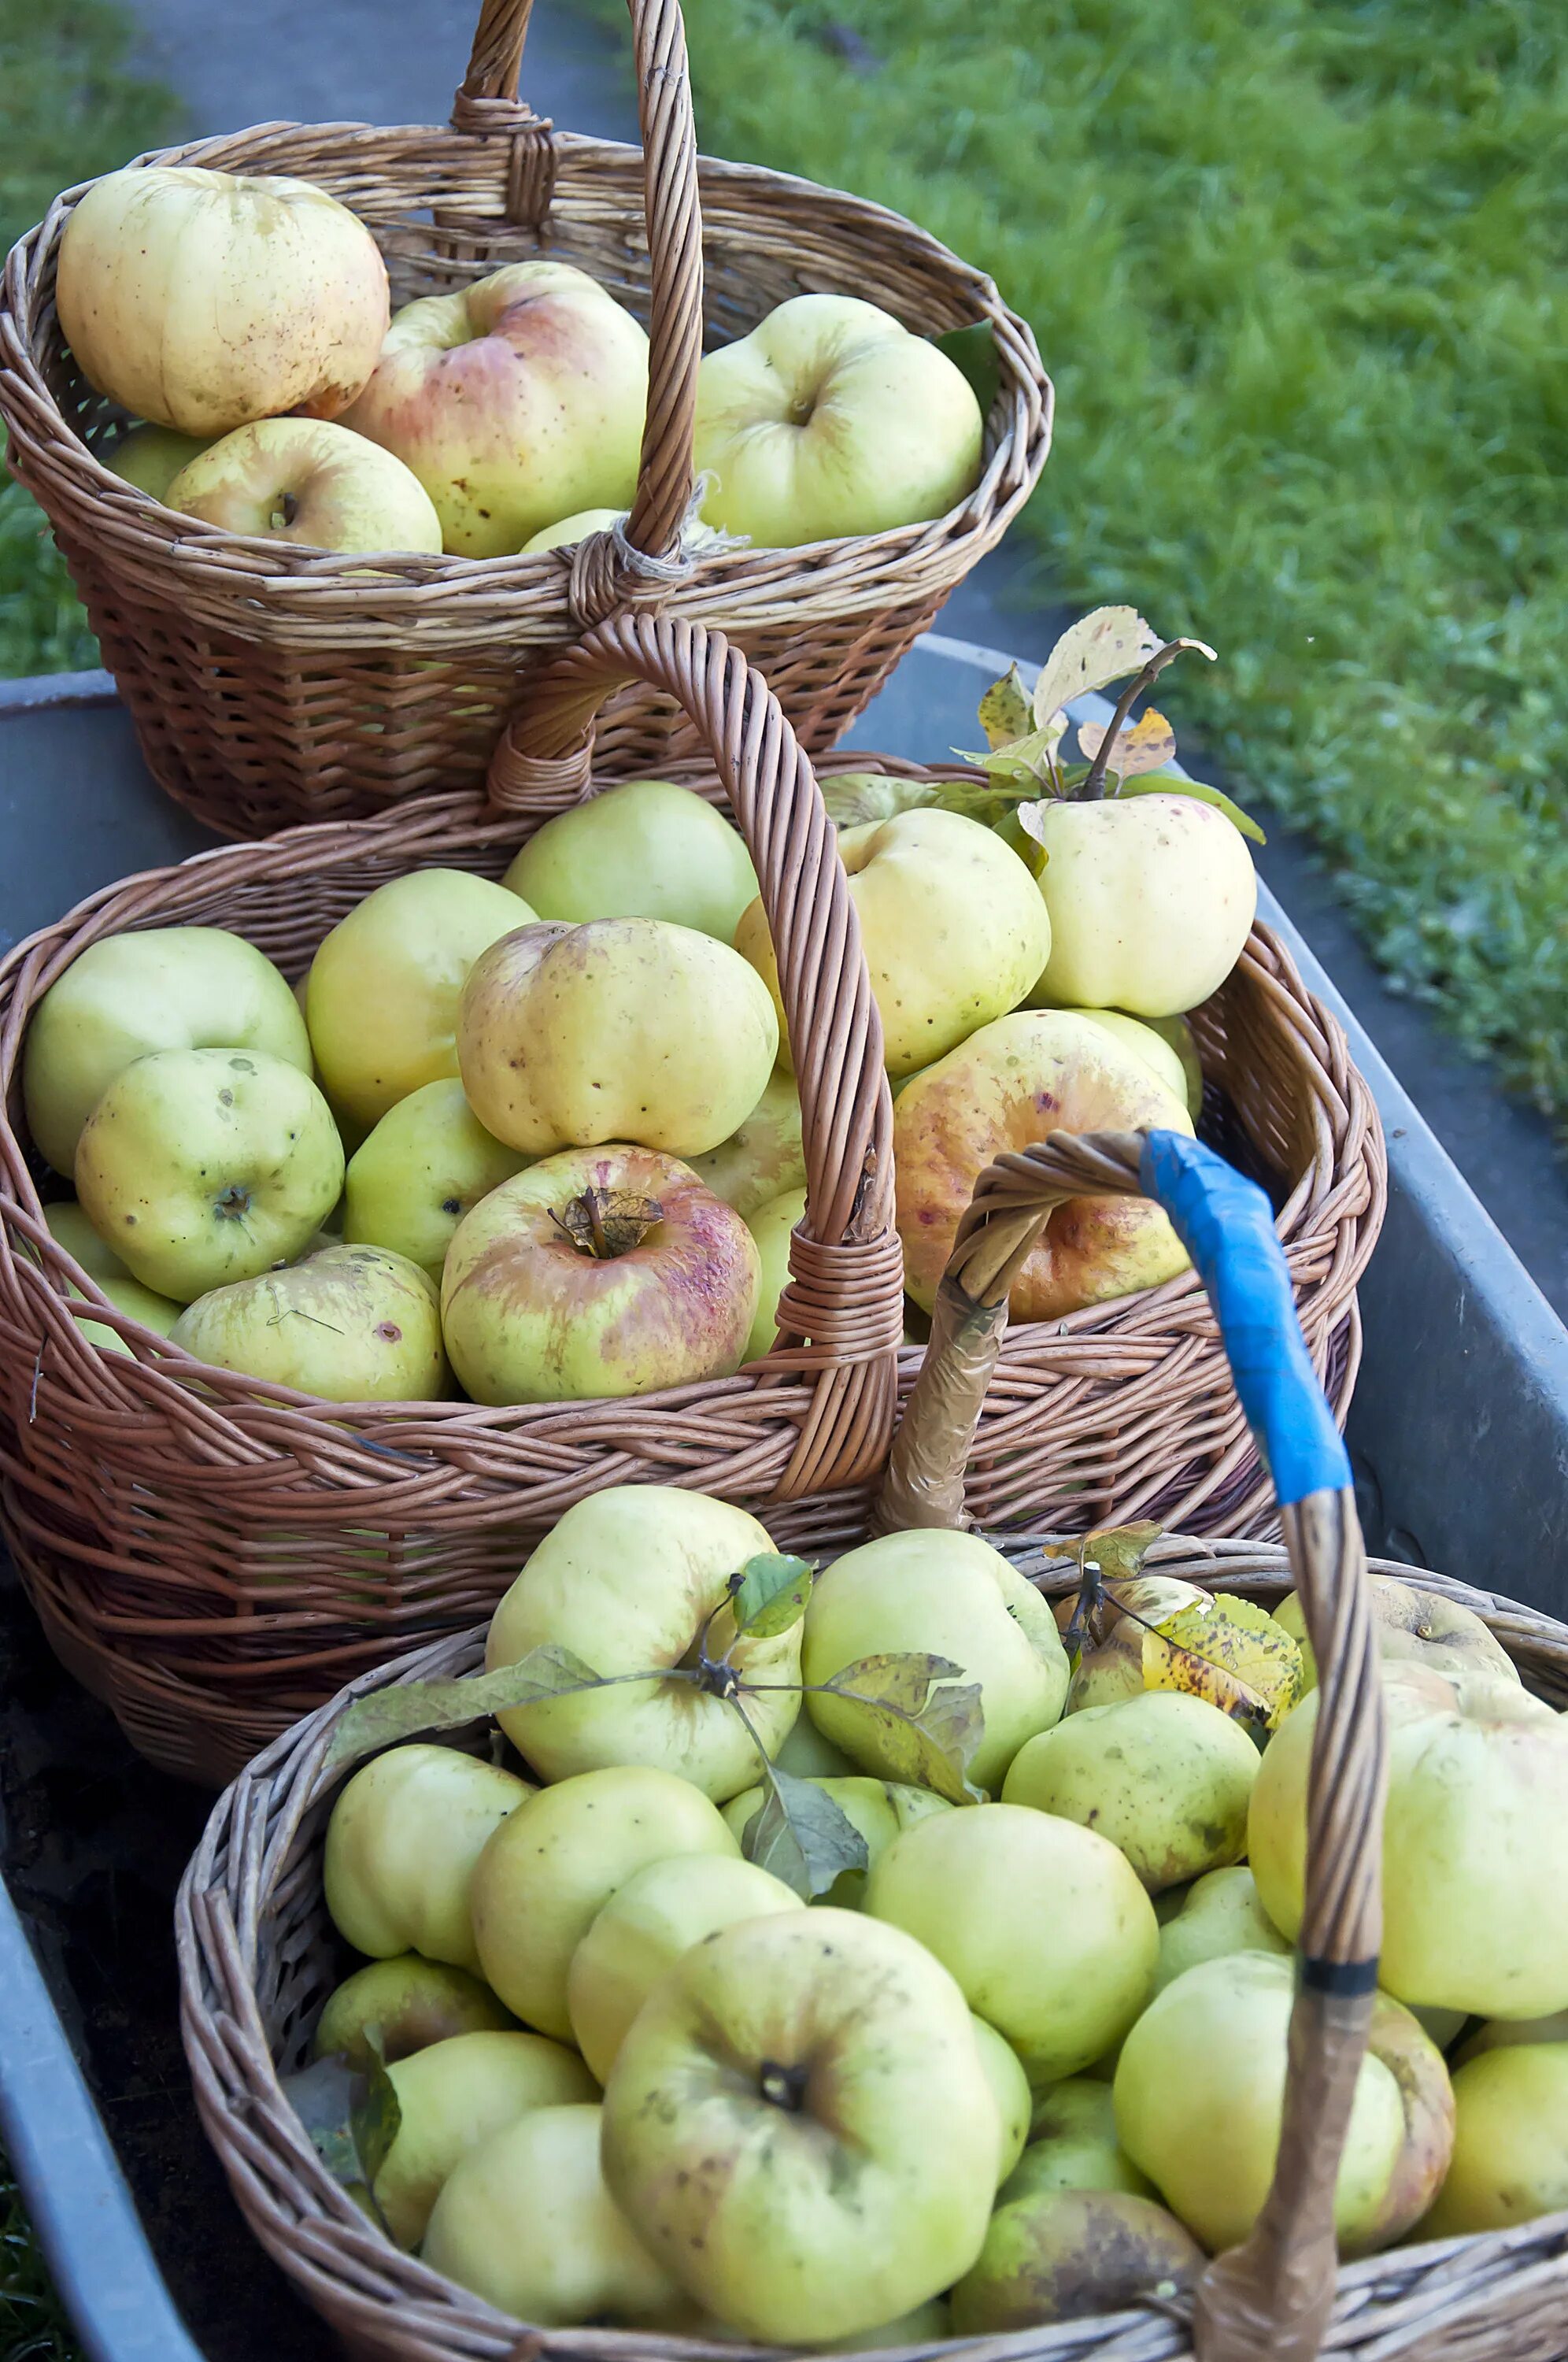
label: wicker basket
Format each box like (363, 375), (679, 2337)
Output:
(0, 0), (1051, 839)
(176, 1135), (1566, 2362)
(0, 616), (1381, 1786)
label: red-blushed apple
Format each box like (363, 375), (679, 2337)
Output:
(692, 293), (983, 547)
(894, 1009), (1194, 1317)
(166, 417), (442, 553)
(440, 1147), (760, 1405)
(342, 261), (649, 557)
(57, 165), (389, 435)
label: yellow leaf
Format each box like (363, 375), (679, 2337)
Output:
(1141, 1593), (1304, 1734)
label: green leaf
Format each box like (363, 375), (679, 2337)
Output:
(934, 322), (1000, 417)
(324, 1642), (608, 1770)
(744, 1765), (871, 1900)
(1113, 772), (1267, 844)
(820, 772), (939, 829)
(952, 723), (1064, 788)
(283, 2050), (401, 2205)
(818, 1652), (986, 1804)
(1082, 1521), (1164, 1586)
(730, 1552), (816, 1639)
(978, 665), (1034, 750)
(1032, 608), (1164, 731)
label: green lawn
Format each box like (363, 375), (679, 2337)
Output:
(678, 0), (1568, 1132)
(2, 2155), (80, 2362)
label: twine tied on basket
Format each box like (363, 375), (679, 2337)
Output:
(566, 476), (745, 629)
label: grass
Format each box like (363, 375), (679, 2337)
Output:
(675, 0), (1568, 1131)
(1, 2157), (81, 2362)
(0, 0), (179, 675)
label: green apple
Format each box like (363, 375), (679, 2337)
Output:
(324, 1743), (534, 1973)
(1113, 1953), (1454, 2254)
(972, 2016), (1031, 2186)
(342, 1079), (529, 1279)
(567, 1852), (804, 2082)
(1065, 1576), (1211, 1713)
(742, 1183), (806, 1363)
(41, 1200), (180, 1349)
(1250, 1663), (1568, 2017)
(1012, 2078), (1154, 2199)
(1272, 1575), (1518, 1694)
(312, 1956), (515, 2072)
(1152, 1866), (1291, 1996)
(172, 1243), (448, 1400)
(484, 1486), (799, 1798)
(801, 1528), (1069, 1795)
(520, 505), (623, 553)
(503, 779), (760, 944)
(1421, 2042), (1568, 2237)
(949, 2188), (1204, 2334)
(1455, 2009), (1568, 2068)
(75, 1047), (343, 1300)
(1026, 794), (1257, 1018)
(23, 924), (311, 1177)
(105, 423), (215, 502)
(442, 1146), (760, 1405)
(470, 1766), (740, 2039)
(601, 1908), (998, 2342)
(372, 2028), (597, 2249)
(423, 2102), (684, 2326)
(692, 293), (983, 548)
(735, 807), (1048, 1079)
(1001, 1690), (1259, 1891)
(457, 916), (778, 1159)
(866, 1803), (1159, 2085)
(168, 416), (442, 554)
(722, 1776), (953, 1908)
(1140, 1012), (1205, 1116)
(305, 868), (534, 1131)
(772, 1709), (856, 1779)
(686, 1070), (806, 1217)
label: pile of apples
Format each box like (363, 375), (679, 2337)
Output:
(21, 608), (1270, 1402)
(58, 163), (986, 557)
(296, 1488), (1568, 2342)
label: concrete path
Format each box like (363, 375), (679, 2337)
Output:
(121, 0), (1568, 1317)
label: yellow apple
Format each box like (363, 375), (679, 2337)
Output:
(483, 1485), (800, 1798)
(172, 1244), (448, 1401)
(469, 1765), (740, 2039)
(742, 1183), (806, 1363)
(894, 1010), (1194, 1316)
(723, 1776), (953, 1908)
(1001, 1690), (1260, 1890)
(1272, 1574), (1518, 1694)
(503, 780), (760, 943)
(950, 2187), (1203, 2334)
(693, 294), (983, 547)
(57, 164), (388, 435)
(1013, 2077), (1155, 2199)
(305, 868), (534, 1130)
(105, 424), (213, 502)
(372, 2028), (597, 2249)
(687, 1070), (806, 1216)
(1045, 1007), (1189, 1103)
(166, 416), (442, 554)
(23, 924), (311, 1178)
(567, 1853), (804, 2082)
(312, 1956), (515, 2072)
(734, 807), (1048, 1079)
(801, 1527), (1069, 1795)
(75, 1047), (343, 1301)
(423, 2102), (685, 2326)
(343, 261), (649, 557)
(457, 916), (778, 1158)
(323, 1743), (534, 1972)
(1026, 795), (1257, 1017)
(520, 505), (623, 553)
(342, 1079), (528, 1280)
(972, 2016), (1032, 2185)
(440, 1146), (760, 1404)
(600, 1908), (998, 2342)
(41, 1200), (180, 1349)
(1152, 1866), (1291, 1996)
(771, 1709), (855, 1779)
(1065, 1576), (1211, 1713)
(867, 1803), (1159, 2084)
(1421, 2043), (1568, 2237)
(1455, 2009), (1568, 2068)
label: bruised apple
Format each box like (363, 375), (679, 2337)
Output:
(172, 1244), (448, 1401)
(312, 1956), (514, 2071)
(440, 1148), (760, 1405)
(950, 2187), (1202, 2333)
(894, 1011), (1193, 1316)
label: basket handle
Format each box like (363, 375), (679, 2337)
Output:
(880, 1128), (1388, 2362)
(486, 608), (904, 1499)
(453, 0), (701, 607)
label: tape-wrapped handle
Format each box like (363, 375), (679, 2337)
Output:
(879, 1127), (1388, 2362)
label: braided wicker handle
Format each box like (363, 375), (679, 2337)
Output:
(487, 609), (904, 1498)
(881, 1128), (1389, 2362)
(454, 0), (701, 597)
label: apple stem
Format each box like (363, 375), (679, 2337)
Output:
(1078, 641), (1193, 801)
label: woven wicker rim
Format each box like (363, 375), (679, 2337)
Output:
(176, 1535), (1568, 2362)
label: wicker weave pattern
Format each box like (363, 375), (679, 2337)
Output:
(0, 0), (1052, 837)
(176, 1540), (1568, 2362)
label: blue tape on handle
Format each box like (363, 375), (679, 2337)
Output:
(1139, 1130), (1352, 1509)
